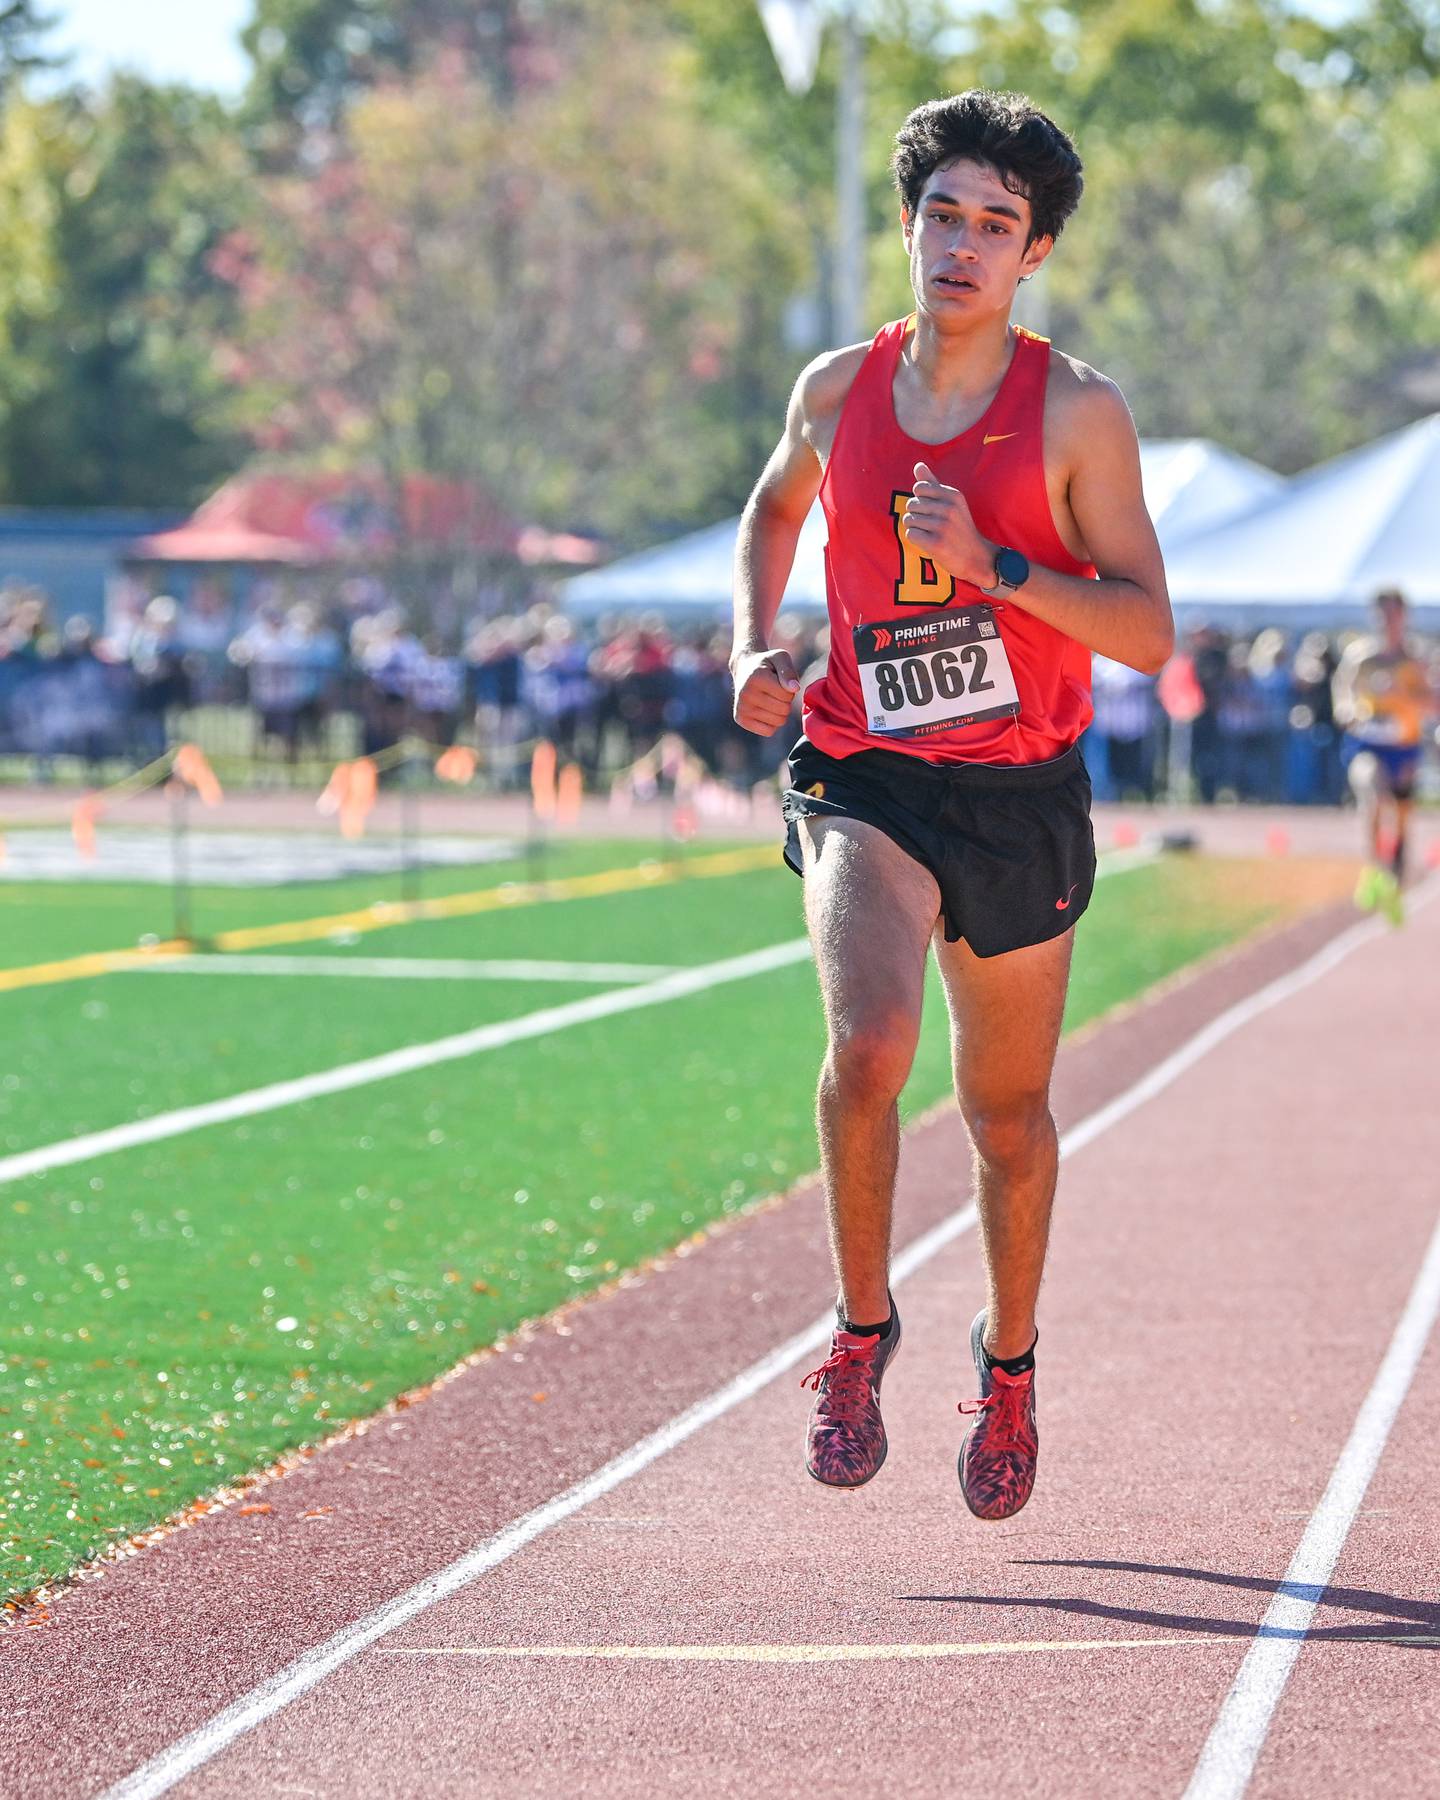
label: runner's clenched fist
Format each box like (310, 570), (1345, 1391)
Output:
(732, 648), (801, 736)
(901, 460), (995, 590)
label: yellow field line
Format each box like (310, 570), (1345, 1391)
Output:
(0, 846), (776, 996)
(0, 939), (196, 994)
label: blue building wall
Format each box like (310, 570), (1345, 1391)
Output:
(0, 509), (185, 625)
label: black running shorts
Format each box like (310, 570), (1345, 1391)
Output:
(781, 736), (1096, 957)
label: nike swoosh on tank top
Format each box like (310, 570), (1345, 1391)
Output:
(803, 317), (1097, 767)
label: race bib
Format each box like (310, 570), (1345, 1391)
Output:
(853, 606), (1020, 739)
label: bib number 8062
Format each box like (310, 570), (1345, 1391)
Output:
(872, 646), (995, 711)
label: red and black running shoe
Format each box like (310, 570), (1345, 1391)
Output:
(799, 1301), (901, 1488)
(958, 1310), (1037, 1521)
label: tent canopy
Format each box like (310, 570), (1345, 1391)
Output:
(561, 438), (1277, 620)
(1139, 439), (1280, 547)
(1165, 413), (1440, 629)
(561, 503), (829, 619)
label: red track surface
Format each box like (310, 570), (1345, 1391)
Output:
(8, 892), (1440, 1799)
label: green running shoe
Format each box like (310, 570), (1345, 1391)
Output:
(1354, 864), (1385, 912)
(1376, 868), (1405, 927)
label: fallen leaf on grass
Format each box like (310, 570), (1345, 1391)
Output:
(3, 1602), (51, 1628)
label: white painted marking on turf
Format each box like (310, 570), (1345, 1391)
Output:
(131, 955), (682, 984)
(1095, 844), (1161, 877)
(95, 889), (1402, 1800)
(0, 939), (813, 1190)
(14, 847), (1154, 1194)
(1183, 1202), (1440, 1800)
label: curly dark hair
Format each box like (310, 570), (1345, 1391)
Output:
(891, 91), (1083, 244)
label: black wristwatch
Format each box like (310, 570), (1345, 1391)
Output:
(983, 545), (1030, 596)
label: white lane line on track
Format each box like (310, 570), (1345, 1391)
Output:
(0, 939), (813, 1190)
(7, 847), (1153, 1194)
(1183, 1206), (1440, 1800)
(127, 955), (682, 984)
(1180, 881), (1440, 1800)
(97, 890), (1393, 1800)
(376, 1638), (1235, 1663)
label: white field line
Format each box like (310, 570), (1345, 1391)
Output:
(98, 885), (1398, 1800)
(8, 847), (1154, 1194)
(122, 850), (1155, 991)
(129, 956), (682, 984)
(1183, 1206), (1440, 1800)
(0, 940), (813, 1190)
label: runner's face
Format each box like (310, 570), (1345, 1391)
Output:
(902, 160), (1051, 326)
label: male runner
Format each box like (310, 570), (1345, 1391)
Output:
(1333, 588), (1435, 925)
(731, 90), (1172, 1518)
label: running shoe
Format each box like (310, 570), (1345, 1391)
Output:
(800, 1299), (901, 1488)
(1377, 869), (1405, 928)
(1354, 864), (1384, 912)
(958, 1310), (1038, 1521)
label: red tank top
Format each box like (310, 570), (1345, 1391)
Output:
(804, 317), (1096, 766)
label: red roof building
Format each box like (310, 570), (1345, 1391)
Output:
(130, 471), (599, 568)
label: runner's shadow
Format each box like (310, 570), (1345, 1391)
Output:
(900, 1558), (1440, 1646)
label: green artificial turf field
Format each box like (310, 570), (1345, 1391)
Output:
(1, 835), (1313, 1605)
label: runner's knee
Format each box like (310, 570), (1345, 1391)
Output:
(823, 1015), (918, 1108)
(961, 1091), (1055, 1172)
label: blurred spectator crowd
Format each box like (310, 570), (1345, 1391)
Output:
(0, 580), (799, 789)
(0, 577), (1434, 803)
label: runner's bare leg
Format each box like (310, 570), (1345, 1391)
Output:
(799, 818), (939, 1325)
(935, 929), (1073, 1360)
(1349, 750), (1390, 867)
(1389, 795), (1413, 875)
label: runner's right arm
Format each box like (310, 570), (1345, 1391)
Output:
(731, 356), (843, 736)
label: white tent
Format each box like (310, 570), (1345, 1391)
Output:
(1139, 439), (1281, 547)
(560, 438), (1278, 620)
(561, 502), (830, 619)
(1165, 412), (1440, 629)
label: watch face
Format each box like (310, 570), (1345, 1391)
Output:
(995, 547), (1029, 588)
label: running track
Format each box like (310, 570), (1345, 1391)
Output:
(8, 893), (1440, 1798)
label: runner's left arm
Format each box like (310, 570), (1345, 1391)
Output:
(902, 377), (1173, 675)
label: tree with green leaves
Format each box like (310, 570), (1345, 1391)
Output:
(0, 79), (250, 505)
(219, 9), (804, 545)
(671, 0), (1440, 474)
(0, 1), (59, 105)
(240, 0), (590, 153)
(925, 0), (1440, 468)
